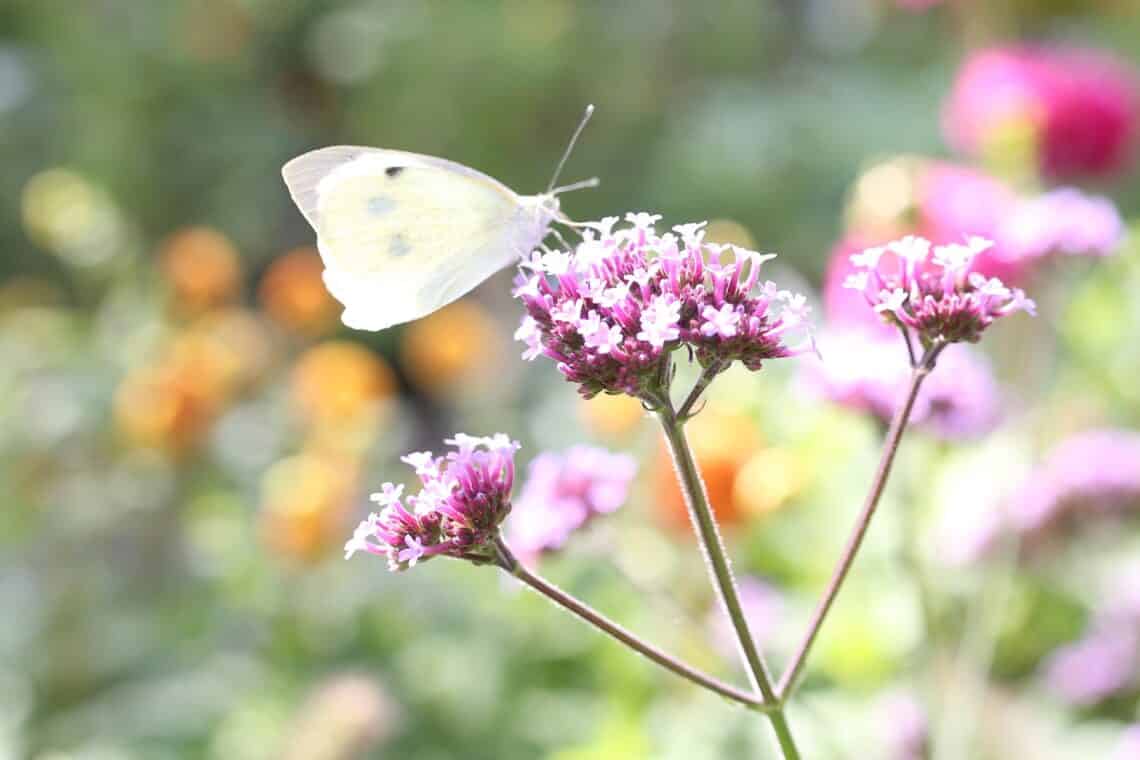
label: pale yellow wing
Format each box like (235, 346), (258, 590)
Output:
(281, 146), (550, 330)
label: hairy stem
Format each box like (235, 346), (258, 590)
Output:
(656, 407), (801, 759)
(677, 360), (725, 420)
(492, 537), (775, 713)
(778, 347), (940, 698)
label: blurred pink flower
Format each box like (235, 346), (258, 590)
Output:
(829, 162), (1122, 307)
(506, 445), (637, 559)
(1044, 628), (1137, 706)
(1009, 429), (1140, 542)
(800, 331), (1001, 440)
(944, 46), (1140, 179)
(824, 236), (897, 335)
(1045, 565), (1140, 705)
(876, 691), (929, 760)
(914, 343), (1002, 439)
(1112, 725), (1140, 760)
(708, 577), (783, 659)
(999, 188), (1124, 262)
(918, 163), (1025, 283)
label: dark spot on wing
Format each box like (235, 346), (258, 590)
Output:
(385, 166), (405, 178)
(390, 234), (411, 257)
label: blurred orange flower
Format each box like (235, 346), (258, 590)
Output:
(114, 310), (272, 457)
(114, 362), (222, 457)
(578, 393), (647, 440)
(158, 226), (242, 316)
(653, 409), (763, 535)
(733, 447), (805, 518)
(258, 246), (340, 337)
(260, 450), (359, 563)
(400, 299), (501, 397)
(291, 341), (397, 428)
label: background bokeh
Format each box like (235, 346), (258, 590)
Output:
(3, 1), (1140, 758)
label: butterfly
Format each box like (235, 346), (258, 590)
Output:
(281, 106), (597, 331)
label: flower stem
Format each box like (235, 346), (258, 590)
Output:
(777, 348), (939, 698)
(676, 360), (725, 420)
(492, 537), (775, 713)
(655, 406), (801, 759)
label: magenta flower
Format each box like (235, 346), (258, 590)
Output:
(513, 213), (813, 399)
(843, 235), (1035, 346)
(506, 445), (637, 559)
(344, 433), (520, 571)
(944, 46), (1140, 179)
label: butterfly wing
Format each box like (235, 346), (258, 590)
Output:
(282, 146), (550, 330)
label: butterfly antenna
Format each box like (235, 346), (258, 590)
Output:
(551, 176), (600, 195)
(547, 104), (595, 193)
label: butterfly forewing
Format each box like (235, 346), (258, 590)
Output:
(281, 146), (549, 330)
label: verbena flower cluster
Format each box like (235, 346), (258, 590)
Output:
(513, 213), (813, 399)
(344, 434), (519, 571)
(843, 235), (1036, 346)
(506, 445), (637, 559)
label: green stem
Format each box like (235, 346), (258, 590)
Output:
(777, 346), (941, 698)
(655, 407), (801, 759)
(492, 538), (775, 713)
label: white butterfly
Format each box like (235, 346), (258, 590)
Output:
(281, 107), (596, 331)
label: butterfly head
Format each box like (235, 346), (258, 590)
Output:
(522, 193), (564, 241)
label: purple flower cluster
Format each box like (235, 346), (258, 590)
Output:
(344, 434), (519, 571)
(1009, 429), (1140, 545)
(801, 332), (1002, 440)
(506, 445), (637, 560)
(843, 235), (1035, 346)
(1000, 188), (1124, 262)
(513, 213), (813, 399)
